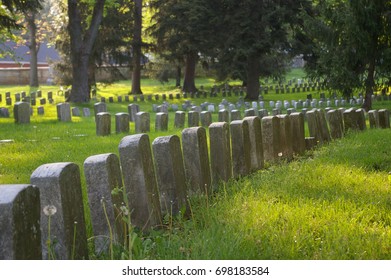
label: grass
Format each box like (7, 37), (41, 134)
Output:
(1, 70), (391, 259)
(144, 130), (391, 259)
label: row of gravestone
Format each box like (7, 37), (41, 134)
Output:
(1, 107), (391, 259)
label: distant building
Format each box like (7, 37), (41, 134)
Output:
(0, 41), (59, 68)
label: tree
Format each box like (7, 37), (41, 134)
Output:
(149, 0), (220, 93)
(214, 0), (311, 100)
(0, 0), (42, 32)
(302, 0), (391, 111)
(67, 0), (105, 103)
(131, 0), (143, 94)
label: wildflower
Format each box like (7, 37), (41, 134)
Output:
(120, 205), (129, 216)
(43, 205), (57, 216)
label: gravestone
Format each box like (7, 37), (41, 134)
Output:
(356, 109), (367, 131)
(30, 163), (89, 260)
(278, 114), (293, 160)
(152, 136), (188, 216)
(368, 110), (379, 129)
(378, 109), (390, 129)
(135, 112), (150, 133)
(174, 111), (186, 128)
(188, 111), (200, 127)
(40, 98), (46, 105)
(82, 108), (91, 117)
(258, 109), (268, 119)
(289, 112), (306, 155)
(0, 184), (41, 260)
(71, 107), (80, 117)
(261, 116), (281, 162)
(218, 109), (229, 122)
(37, 106), (44, 115)
(200, 111), (212, 127)
(117, 96), (123, 103)
(343, 108), (359, 132)
(230, 120), (251, 178)
(118, 134), (162, 230)
(243, 116), (264, 171)
(317, 109), (331, 143)
(209, 122), (232, 187)
(0, 107), (10, 118)
(6, 98), (12, 106)
(155, 112), (168, 131)
(13, 102), (30, 124)
(56, 103), (72, 122)
(127, 104), (140, 122)
(94, 102), (107, 119)
(326, 110), (343, 139)
(244, 108), (256, 117)
(115, 112), (130, 134)
(181, 127), (211, 195)
(15, 93), (21, 102)
(96, 112), (111, 136)
(306, 110), (322, 144)
(84, 153), (124, 254)
(230, 110), (241, 121)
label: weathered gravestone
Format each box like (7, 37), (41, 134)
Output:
(82, 108), (91, 117)
(118, 134), (162, 230)
(0, 107), (10, 118)
(356, 109), (367, 131)
(243, 116), (264, 171)
(230, 110), (241, 121)
(174, 111), (186, 128)
(115, 112), (130, 134)
(209, 122), (232, 187)
(306, 110), (322, 145)
(84, 153), (124, 254)
(96, 112), (111, 136)
(94, 102), (107, 119)
(230, 120), (251, 178)
(181, 127), (211, 195)
(343, 108), (360, 132)
(378, 109), (390, 129)
(188, 111), (200, 127)
(56, 103), (72, 122)
(71, 107), (80, 117)
(278, 114), (293, 160)
(244, 108), (256, 118)
(316, 109), (331, 143)
(13, 102), (30, 124)
(155, 112), (168, 131)
(200, 111), (212, 127)
(127, 104), (140, 122)
(326, 110), (344, 139)
(37, 106), (44, 115)
(368, 110), (380, 129)
(135, 112), (150, 133)
(30, 163), (89, 260)
(261, 116), (281, 162)
(0, 184), (41, 260)
(152, 136), (189, 216)
(289, 112), (306, 155)
(218, 109), (229, 122)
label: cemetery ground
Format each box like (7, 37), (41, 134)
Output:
(1, 74), (391, 259)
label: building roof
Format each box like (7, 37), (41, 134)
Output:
(0, 41), (60, 68)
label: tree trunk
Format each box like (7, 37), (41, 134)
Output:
(67, 0), (105, 103)
(362, 58), (375, 111)
(175, 65), (181, 87)
(182, 51), (198, 93)
(131, 0), (143, 94)
(245, 54), (260, 100)
(26, 12), (39, 87)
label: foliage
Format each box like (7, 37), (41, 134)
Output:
(301, 0), (391, 108)
(0, 0), (42, 32)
